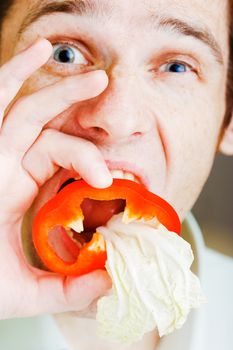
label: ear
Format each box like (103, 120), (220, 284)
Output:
(219, 114), (233, 155)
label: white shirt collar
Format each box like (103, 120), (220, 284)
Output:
(158, 212), (206, 350)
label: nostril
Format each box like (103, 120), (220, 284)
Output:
(133, 132), (142, 137)
(93, 127), (102, 132)
(91, 126), (108, 137)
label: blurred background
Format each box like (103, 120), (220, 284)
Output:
(193, 153), (233, 257)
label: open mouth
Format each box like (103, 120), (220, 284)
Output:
(47, 175), (140, 264)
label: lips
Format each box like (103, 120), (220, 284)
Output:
(58, 169), (142, 192)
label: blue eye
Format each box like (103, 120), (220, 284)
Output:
(166, 62), (187, 73)
(53, 44), (88, 65)
(160, 62), (192, 74)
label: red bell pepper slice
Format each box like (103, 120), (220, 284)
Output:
(32, 179), (180, 276)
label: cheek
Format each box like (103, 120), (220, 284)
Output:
(151, 77), (225, 218)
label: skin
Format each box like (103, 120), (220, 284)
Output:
(0, 0), (232, 349)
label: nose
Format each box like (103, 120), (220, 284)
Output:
(76, 73), (154, 144)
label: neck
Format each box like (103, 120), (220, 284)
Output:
(54, 313), (160, 350)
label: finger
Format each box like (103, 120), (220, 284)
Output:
(0, 38), (52, 125)
(22, 129), (112, 188)
(35, 270), (112, 316)
(0, 70), (109, 155)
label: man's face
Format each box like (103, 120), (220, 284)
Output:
(0, 0), (230, 223)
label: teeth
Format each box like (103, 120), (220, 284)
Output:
(110, 170), (125, 179)
(110, 170), (141, 184)
(70, 170), (141, 184)
(123, 172), (135, 181)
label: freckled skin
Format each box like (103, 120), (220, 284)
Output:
(0, 0), (231, 349)
(0, 0), (230, 222)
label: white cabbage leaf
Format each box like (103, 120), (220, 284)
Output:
(96, 213), (206, 344)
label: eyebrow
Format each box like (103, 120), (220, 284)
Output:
(18, 0), (107, 34)
(19, 0), (224, 65)
(156, 17), (224, 65)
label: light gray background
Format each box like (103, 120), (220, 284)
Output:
(193, 154), (233, 257)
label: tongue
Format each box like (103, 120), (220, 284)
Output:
(80, 198), (126, 233)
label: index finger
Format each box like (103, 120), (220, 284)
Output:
(0, 38), (52, 122)
(0, 70), (109, 155)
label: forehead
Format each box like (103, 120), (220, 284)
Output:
(19, 0), (228, 25)
(25, 0), (227, 16)
(13, 0), (229, 61)
(16, 1), (229, 49)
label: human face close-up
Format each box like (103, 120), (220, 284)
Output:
(0, 0), (230, 237)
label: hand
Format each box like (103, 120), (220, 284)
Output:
(0, 38), (112, 320)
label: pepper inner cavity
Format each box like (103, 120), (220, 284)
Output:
(78, 197), (126, 242)
(58, 178), (126, 242)
(48, 198), (126, 263)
